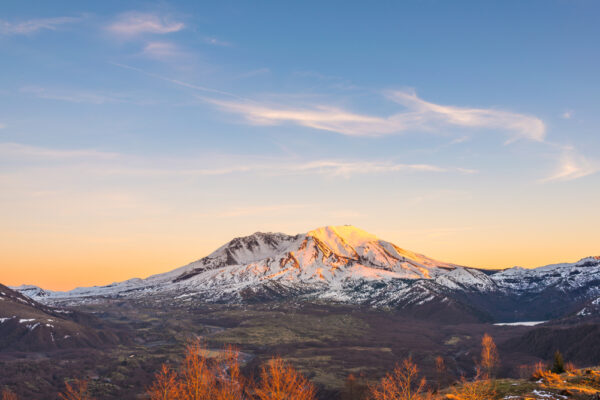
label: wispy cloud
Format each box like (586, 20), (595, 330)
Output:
(203, 89), (546, 142)
(107, 12), (184, 36)
(141, 41), (188, 61)
(0, 16), (80, 35)
(0, 123), (5, 130)
(20, 86), (136, 105)
(0, 143), (471, 179)
(113, 64), (543, 144)
(541, 148), (599, 182)
(0, 142), (119, 160)
(111, 62), (241, 98)
(561, 110), (573, 119)
(203, 36), (231, 46)
(387, 90), (546, 143)
(286, 160), (468, 177)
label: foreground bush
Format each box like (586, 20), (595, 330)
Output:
(1, 389), (17, 400)
(147, 341), (315, 400)
(253, 357), (316, 400)
(58, 380), (94, 400)
(368, 357), (431, 400)
(445, 372), (496, 400)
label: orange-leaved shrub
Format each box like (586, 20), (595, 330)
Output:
(1, 389), (17, 400)
(253, 357), (316, 400)
(58, 380), (94, 400)
(147, 340), (315, 400)
(446, 370), (496, 400)
(531, 362), (563, 386)
(148, 341), (246, 400)
(368, 357), (431, 400)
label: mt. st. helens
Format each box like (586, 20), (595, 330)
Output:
(16, 226), (600, 324)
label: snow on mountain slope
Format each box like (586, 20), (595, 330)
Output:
(13, 226), (599, 320)
(492, 256), (600, 293)
(16, 226), (475, 303)
(434, 267), (498, 291)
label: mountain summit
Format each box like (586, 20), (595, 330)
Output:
(170, 225), (461, 288)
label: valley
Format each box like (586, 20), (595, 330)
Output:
(2, 298), (598, 399)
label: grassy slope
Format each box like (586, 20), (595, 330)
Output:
(440, 369), (600, 399)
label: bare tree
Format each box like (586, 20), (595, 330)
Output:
(368, 358), (431, 400)
(213, 345), (245, 400)
(480, 333), (499, 379)
(58, 380), (94, 400)
(253, 357), (316, 400)
(148, 365), (180, 400)
(435, 356), (447, 391)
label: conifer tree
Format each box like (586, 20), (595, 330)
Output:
(551, 350), (565, 374)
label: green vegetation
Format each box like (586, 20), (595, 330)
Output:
(211, 311), (368, 346)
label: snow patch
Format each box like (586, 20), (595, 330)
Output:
(494, 321), (547, 326)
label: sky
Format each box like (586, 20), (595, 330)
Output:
(1, 0), (599, 291)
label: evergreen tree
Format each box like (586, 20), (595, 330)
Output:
(551, 350), (565, 374)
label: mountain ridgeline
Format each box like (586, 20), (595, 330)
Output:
(15, 225), (600, 324)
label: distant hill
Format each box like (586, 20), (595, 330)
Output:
(0, 283), (124, 351)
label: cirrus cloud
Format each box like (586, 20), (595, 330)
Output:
(541, 148), (599, 182)
(203, 89), (546, 143)
(0, 16), (80, 35)
(0, 142), (473, 179)
(107, 12), (184, 36)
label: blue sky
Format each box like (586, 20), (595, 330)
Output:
(1, 0), (599, 289)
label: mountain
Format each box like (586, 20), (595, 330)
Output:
(13, 226), (600, 324)
(0, 283), (123, 351)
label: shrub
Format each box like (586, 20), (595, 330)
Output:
(446, 371), (496, 400)
(253, 357), (316, 400)
(341, 373), (368, 400)
(147, 341), (315, 400)
(531, 362), (563, 386)
(1, 389), (17, 400)
(58, 380), (94, 400)
(148, 341), (247, 400)
(532, 362), (547, 380)
(368, 357), (431, 400)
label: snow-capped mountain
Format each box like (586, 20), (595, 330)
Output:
(493, 256), (600, 293)
(13, 226), (600, 323)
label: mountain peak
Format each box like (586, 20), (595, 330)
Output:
(308, 225), (377, 250)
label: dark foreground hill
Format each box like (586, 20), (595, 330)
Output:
(0, 283), (126, 351)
